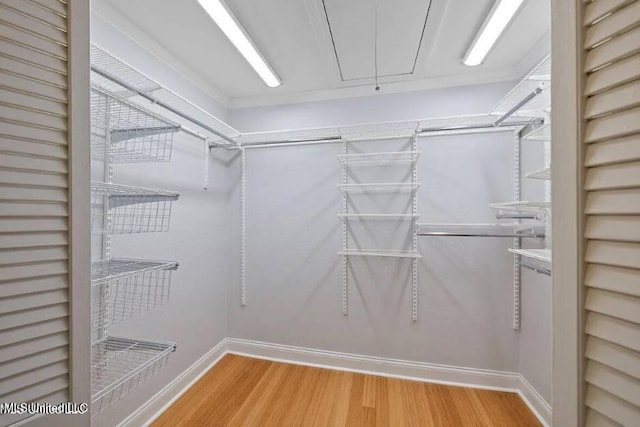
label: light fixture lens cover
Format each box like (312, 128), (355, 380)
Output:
(197, 0), (281, 87)
(463, 0), (525, 67)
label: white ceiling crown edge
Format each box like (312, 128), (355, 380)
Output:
(91, 1), (231, 108)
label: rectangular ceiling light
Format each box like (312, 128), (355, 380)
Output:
(197, 0), (281, 87)
(463, 0), (525, 67)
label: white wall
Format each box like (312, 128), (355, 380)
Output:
(228, 81), (515, 133)
(91, 17), (234, 427)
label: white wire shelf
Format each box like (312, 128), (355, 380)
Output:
(417, 223), (546, 238)
(338, 249), (422, 258)
(522, 122), (551, 142)
(91, 336), (175, 414)
(492, 55), (552, 118)
(91, 182), (179, 234)
(509, 248), (552, 264)
(489, 201), (551, 214)
(91, 259), (178, 343)
(338, 214), (421, 220)
(337, 151), (421, 166)
(337, 183), (421, 193)
(526, 166), (551, 180)
(91, 84), (180, 163)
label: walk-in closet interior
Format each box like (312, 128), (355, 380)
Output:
(2, 0), (640, 426)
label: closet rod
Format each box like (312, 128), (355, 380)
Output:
(518, 260), (551, 276)
(493, 85), (545, 127)
(90, 66), (239, 147)
(417, 119), (539, 134)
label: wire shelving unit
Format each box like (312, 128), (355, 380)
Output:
(91, 182), (179, 234)
(91, 337), (176, 414)
(526, 166), (551, 180)
(509, 248), (552, 263)
(417, 223), (545, 238)
(91, 84), (181, 163)
(489, 200), (551, 213)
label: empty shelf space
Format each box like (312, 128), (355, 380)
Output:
(522, 122), (551, 142)
(337, 183), (421, 193)
(91, 84), (180, 163)
(338, 249), (422, 258)
(417, 223), (546, 238)
(509, 248), (552, 263)
(526, 166), (551, 180)
(338, 214), (420, 220)
(91, 182), (180, 234)
(91, 337), (175, 414)
(337, 151), (421, 166)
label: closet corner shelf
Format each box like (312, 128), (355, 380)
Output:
(337, 151), (421, 166)
(526, 166), (551, 180)
(337, 183), (421, 193)
(338, 214), (421, 220)
(91, 336), (175, 414)
(509, 248), (552, 264)
(338, 249), (422, 259)
(91, 84), (181, 163)
(417, 223), (545, 238)
(489, 201), (551, 214)
(522, 122), (551, 142)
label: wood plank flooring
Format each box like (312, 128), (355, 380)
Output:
(152, 354), (541, 427)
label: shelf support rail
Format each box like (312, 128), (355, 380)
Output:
(512, 131), (521, 331)
(341, 140), (348, 315)
(412, 133), (419, 322)
(493, 83), (547, 127)
(240, 147), (247, 307)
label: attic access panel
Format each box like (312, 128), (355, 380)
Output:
(322, 0), (433, 81)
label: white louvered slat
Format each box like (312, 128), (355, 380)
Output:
(0, 218), (67, 234)
(585, 53), (640, 96)
(0, 361), (68, 399)
(0, 120), (67, 145)
(1, 375), (68, 403)
(585, 106), (640, 142)
(585, 264), (640, 297)
(0, 169), (67, 187)
(0, 70), (68, 101)
(0, 54), (67, 87)
(0, 152), (68, 173)
(0, 317), (68, 347)
(586, 336), (640, 379)
(586, 288), (640, 324)
(0, 137), (68, 157)
(0, 346), (68, 379)
(586, 408), (623, 427)
(0, 260), (68, 282)
(585, 216), (640, 242)
(0, 201), (67, 217)
(0, 332), (67, 363)
(585, 1), (640, 48)
(585, 189), (640, 214)
(585, 78), (640, 118)
(584, 0), (636, 25)
(585, 161), (640, 190)
(585, 134), (640, 166)
(0, 87), (68, 117)
(0, 186), (67, 202)
(585, 240), (640, 269)
(0, 0), (67, 30)
(0, 98), (67, 127)
(0, 21), (67, 58)
(584, 25), (640, 72)
(586, 385), (640, 426)
(0, 288), (68, 314)
(586, 361), (640, 406)
(0, 303), (68, 331)
(0, 232), (68, 250)
(0, 275), (67, 298)
(586, 312), (640, 357)
(27, 0), (68, 18)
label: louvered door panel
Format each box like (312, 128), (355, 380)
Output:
(0, 0), (71, 424)
(583, 2), (640, 425)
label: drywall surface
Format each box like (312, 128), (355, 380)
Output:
(227, 130), (522, 373)
(90, 18), (234, 426)
(228, 81), (515, 133)
(518, 140), (553, 404)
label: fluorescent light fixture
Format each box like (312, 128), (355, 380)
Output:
(463, 0), (525, 66)
(197, 0), (281, 87)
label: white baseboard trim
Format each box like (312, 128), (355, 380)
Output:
(121, 337), (551, 427)
(117, 339), (227, 427)
(518, 374), (552, 427)
(226, 338), (520, 391)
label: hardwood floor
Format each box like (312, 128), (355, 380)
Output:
(153, 354), (541, 427)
